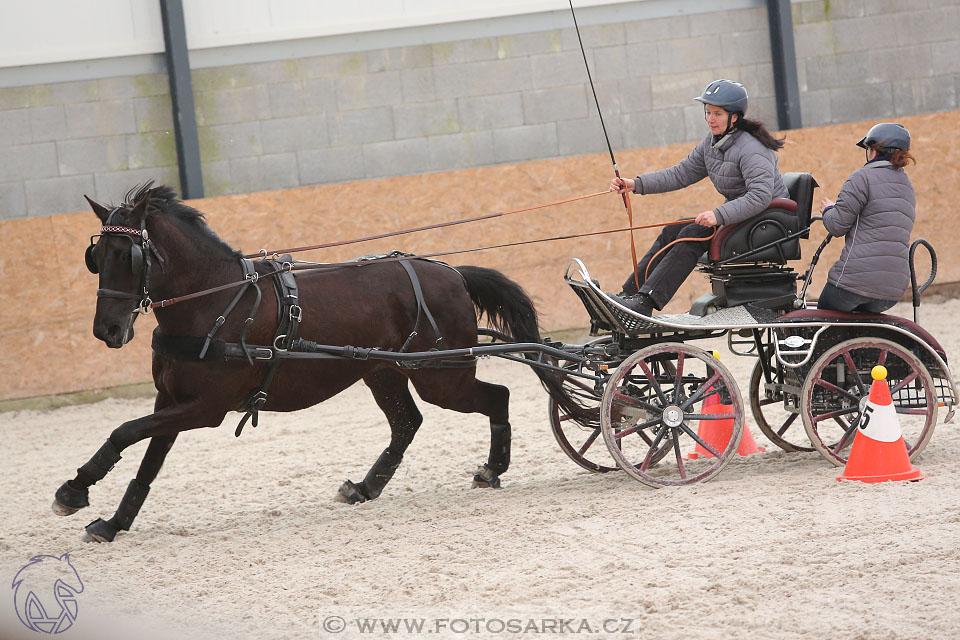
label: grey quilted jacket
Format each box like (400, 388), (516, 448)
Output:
(823, 160), (916, 300)
(633, 130), (787, 225)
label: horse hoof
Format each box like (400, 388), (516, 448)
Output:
(82, 518), (118, 543)
(334, 480), (367, 504)
(471, 465), (502, 489)
(52, 499), (80, 516)
(81, 531), (109, 543)
(53, 481), (89, 516)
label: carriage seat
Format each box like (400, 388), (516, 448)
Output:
(707, 172), (819, 265)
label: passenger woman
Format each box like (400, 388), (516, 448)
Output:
(816, 123), (916, 313)
(609, 79), (787, 316)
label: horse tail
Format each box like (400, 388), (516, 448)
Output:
(456, 265), (593, 424)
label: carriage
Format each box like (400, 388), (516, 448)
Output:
(545, 172), (958, 486)
(58, 176), (957, 542)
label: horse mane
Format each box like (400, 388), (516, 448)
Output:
(121, 181), (241, 259)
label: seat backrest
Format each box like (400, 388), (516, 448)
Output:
(783, 172), (819, 235)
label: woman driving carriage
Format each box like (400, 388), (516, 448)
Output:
(816, 123), (916, 313)
(609, 79), (788, 316)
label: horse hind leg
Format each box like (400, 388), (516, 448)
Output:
(409, 370), (511, 490)
(336, 369), (424, 505)
(82, 435), (177, 543)
(472, 419), (511, 489)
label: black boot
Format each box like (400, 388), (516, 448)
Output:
(611, 292), (655, 316)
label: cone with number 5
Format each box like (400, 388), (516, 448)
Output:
(837, 365), (926, 483)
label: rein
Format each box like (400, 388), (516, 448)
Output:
(145, 218), (695, 311)
(242, 189), (612, 259)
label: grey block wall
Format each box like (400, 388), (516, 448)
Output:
(1, 0), (958, 219)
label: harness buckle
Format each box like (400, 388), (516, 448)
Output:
(138, 298), (154, 315)
(289, 305), (302, 323)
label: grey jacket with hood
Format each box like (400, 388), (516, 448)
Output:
(823, 160), (916, 301)
(633, 129), (787, 225)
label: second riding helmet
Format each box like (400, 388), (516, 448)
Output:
(693, 79), (748, 114)
(857, 122), (910, 152)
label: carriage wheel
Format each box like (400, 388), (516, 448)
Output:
(601, 343), (744, 487)
(801, 338), (938, 467)
(548, 379), (619, 473)
(549, 359), (672, 473)
(749, 357), (812, 453)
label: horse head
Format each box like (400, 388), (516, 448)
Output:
(84, 184), (163, 348)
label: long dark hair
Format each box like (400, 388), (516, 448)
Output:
(735, 116), (785, 151)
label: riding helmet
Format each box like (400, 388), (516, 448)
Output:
(856, 122), (910, 152)
(693, 79), (748, 115)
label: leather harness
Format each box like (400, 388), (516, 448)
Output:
(151, 252), (444, 436)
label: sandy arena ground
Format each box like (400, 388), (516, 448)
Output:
(2, 299), (960, 640)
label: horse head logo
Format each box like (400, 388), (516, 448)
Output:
(11, 553), (84, 634)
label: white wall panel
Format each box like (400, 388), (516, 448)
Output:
(0, 0), (630, 68)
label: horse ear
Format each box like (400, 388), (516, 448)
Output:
(128, 192), (150, 226)
(84, 195), (111, 222)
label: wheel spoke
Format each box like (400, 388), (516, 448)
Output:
(680, 371), (722, 410)
(830, 418), (858, 453)
(813, 377), (861, 404)
(685, 412), (736, 421)
(639, 427), (669, 472)
(673, 353), (685, 405)
(672, 428), (687, 481)
(610, 391), (650, 411)
(679, 422), (722, 458)
(637, 360), (669, 405)
(890, 372), (920, 396)
(611, 417), (662, 440)
(812, 405), (860, 424)
(576, 429), (601, 456)
(841, 351), (867, 396)
(897, 407), (931, 416)
(877, 348), (888, 367)
(776, 412), (799, 436)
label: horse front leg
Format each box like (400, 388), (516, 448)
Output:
(82, 434), (177, 543)
(52, 400), (220, 522)
(336, 370), (423, 505)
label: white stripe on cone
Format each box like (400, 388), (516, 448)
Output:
(856, 401), (901, 443)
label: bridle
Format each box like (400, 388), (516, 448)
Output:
(85, 208), (165, 317)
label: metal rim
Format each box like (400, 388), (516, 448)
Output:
(600, 343), (744, 487)
(801, 337), (938, 467)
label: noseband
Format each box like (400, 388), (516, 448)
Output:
(86, 208), (165, 316)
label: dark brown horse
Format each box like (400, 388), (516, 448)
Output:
(53, 183), (587, 542)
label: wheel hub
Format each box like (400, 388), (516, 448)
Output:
(662, 405), (684, 427)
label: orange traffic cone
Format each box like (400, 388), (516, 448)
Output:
(837, 365), (926, 483)
(687, 352), (765, 460)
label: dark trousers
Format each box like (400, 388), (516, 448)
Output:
(817, 282), (897, 313)
(621, 220), (714, 309)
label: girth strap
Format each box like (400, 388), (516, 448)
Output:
(236, 256), (300, 437)
(398, 259), (442, 352)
